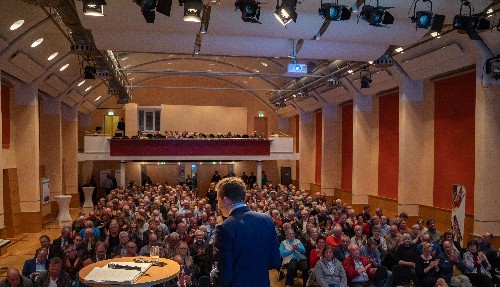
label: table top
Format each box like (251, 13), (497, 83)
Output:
(79, 257), (180, 287)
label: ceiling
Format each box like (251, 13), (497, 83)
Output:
(0, 0), (499, 114)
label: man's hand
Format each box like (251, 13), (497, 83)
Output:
(369, 267), (377, 275)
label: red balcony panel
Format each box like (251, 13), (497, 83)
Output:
(109, 139), (271, 156)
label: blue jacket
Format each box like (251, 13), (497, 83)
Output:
(214, 206), (281, 287)
(22, 258), (49, 279)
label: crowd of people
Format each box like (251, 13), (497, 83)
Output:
(1, 178), (498, 287)
(129, 130), (267, 140)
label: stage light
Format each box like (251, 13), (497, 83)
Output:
(83, 66), (96, 79)
(275, 100), (286, 108)
(235, 0), (261, 23)
(83, 0), (106, 16)
(318, 2), (351, 21)
(410, 0), (445, 31)
(453, 1), (490, 39)
(274, 0), (297, 26)
(360, 4), (394, 26)
(183, 0), (204, 22)
(360, 67), (372, 89)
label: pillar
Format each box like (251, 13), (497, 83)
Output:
(396, 62), (435, 216)
(473, 44), (500, 237)
(0, 80), (4, 231)
(120, 161), (127, 188)
(298, 108), (315, 190)
(62, 105), (79, 208)
(125, 103), (138, 138)
(40, 96), (63, 217)
(256, 160), (262, 188)
(321, 103), (341, 197)
(351, 91), (378, 204)
(14, 82), (41, 232)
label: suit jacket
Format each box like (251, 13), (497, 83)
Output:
(49, 237), (73, 259)
(34, 270), (71, 287)
(22, 259), (49, 278)
(213, 206), (281, 287)
(0, 276), (34, 287)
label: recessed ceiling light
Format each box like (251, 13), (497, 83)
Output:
(95, 96), (101, 101)
(395, 47), (404, 53)
(78, 80), (86, 86)
(60, 64), (69, 71)
(47, 52), (58, 61)
(121, 57), (128, 61)
(207, 69), (212, 72)
(261, 62), (268, 66)
(126, 73), (131, 75)
(431, 32), (441, 38)
(253, 69), (260, 73)
(368, 61), (374, 64)
(167, 62), (172, 65)
(129, 78), (134, 80)
(243, 81), (248, 84)
(31, 38), (43, 48)
(85, 86), (92, 92)
(10, 20), (24, 31)
(348, 69), (353, 74)
(124, 65), (130, 68)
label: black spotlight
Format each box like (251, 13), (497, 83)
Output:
(274, 0), (297, 26)
(183, 0), (204, 22)
(275, 100), (286, 108)
(360, 4), (394, 26)
(453, 1), (491, 40)
(83, 0), (107, 16)
(142, 0), (157, 23)
(360, 67), (372, 89)
(410, 0), (445, 31)
(235, 0), (261, 23)
(318, 1), (351, 21)
(83, 66), (96, 79)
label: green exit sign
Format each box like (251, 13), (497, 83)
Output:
(258, 112), (264, 117)
(108, 111), (114, 115)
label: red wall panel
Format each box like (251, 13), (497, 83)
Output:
(378, 92), (399, 199)
(315, 112), (322, 185)
(1, 84), (10, 149)
(434, 72), (475, 214)
(341, 103), (353, 191)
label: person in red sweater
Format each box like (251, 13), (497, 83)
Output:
(326, 226), (343, 248)
(343, 243), (378, 286)
(309, 236), (326, 268)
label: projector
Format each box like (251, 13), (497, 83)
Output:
(285, 63), (308, 77)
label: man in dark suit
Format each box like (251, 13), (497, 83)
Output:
(49, 226), (73, 259)
(213, 177), (281, 287)
(22, 248), (49, 282)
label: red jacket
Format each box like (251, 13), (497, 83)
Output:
(343, 255), (373, 284)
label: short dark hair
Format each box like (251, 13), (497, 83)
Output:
(467, 239), (479, 248)
(216, 177), (246, 203)
(321, 244), (335, 257)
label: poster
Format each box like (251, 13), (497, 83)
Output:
(178, 164), (185, 184)
(41, 178), (50, 204)
(451, 184), (466, 245)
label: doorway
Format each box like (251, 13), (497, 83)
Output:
(104, 115), (119, 136)
(254, 117), (268, 137)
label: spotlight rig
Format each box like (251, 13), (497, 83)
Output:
(133, 0), (173, 23)
(410, 0), (445, 31)
(235, 0), (262, 23)
(359, 0), (394, 27)
(274, 0), (297, 26)
(275, 100), (286, 108)
(318, 0), (351, 21)
(453, 1), (491, 40)
(486, 55), (500, 80)
(360, 67), (372, 89)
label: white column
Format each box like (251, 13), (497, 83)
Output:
(256, 160), (263, 188)
(351, 90), (378, 204)
(321, 102), (341, 197)
(120, 161), (127, 188)
(298, 108), (315, 190)
(62, 105), (79, 208)
(473, 43), (500, 237)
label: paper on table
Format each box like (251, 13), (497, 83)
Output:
(84, 262), (152, 284)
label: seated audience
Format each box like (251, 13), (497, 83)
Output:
(314, 245), (347, 287)
(415, 242), (449, 287)
(0, 268), (33, 287)
(279, 229), (309, 287)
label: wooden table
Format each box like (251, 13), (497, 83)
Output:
(79, 257), (180, 287)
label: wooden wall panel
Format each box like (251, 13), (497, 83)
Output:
(3, 168), (21, 237)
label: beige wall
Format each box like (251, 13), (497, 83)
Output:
(161, 105), (248, 135)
